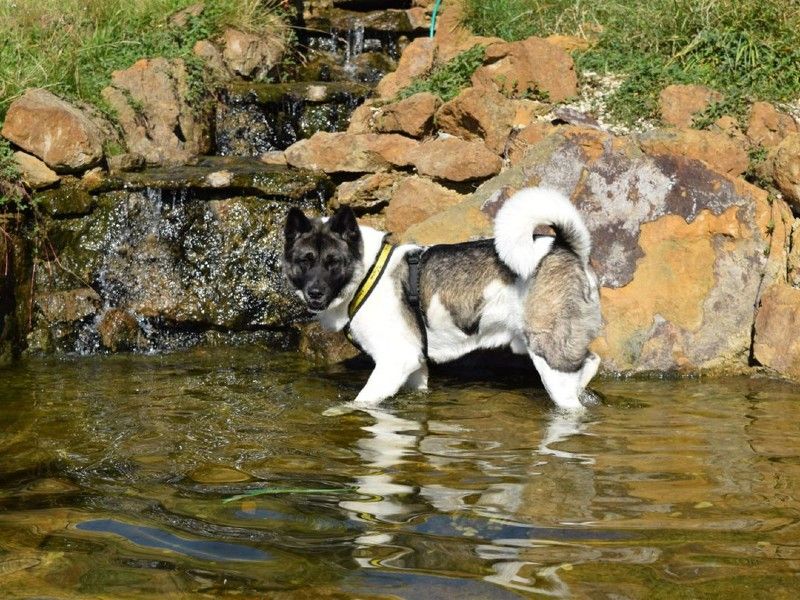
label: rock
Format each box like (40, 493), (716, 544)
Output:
(102, 58), (212, 166)
(407, 137), (502, 182)
(407, 6), (429, 30)
(471, 37), (577, 102)
(12, 152), (59, 189)
(507, 122), (557, 164)
(193, 39), (232, 80)
(711, 115), (749, 149)
(284, 132), (418, 173)
(373, 93), (441, 138)
(1, 89), (106, 173)
(35, 288), (100, 323)
(107, 153), (145, 174)
(376, 37), (436, 99)
(347, 100), (377, 133)
(770, 133), (800, 212)
(545, 34), (591, 53)
(639, 128), (749, 177)
(435, 86), (519, 154)
(188, 464), (252, 484)
(37, 184), (95, 217)
(386, 176), (465, 235)
(259, 150), (286, 166)
(747, 102), (799, 148)
(658, 84), (723, 128)
(331, 172), (406, 212)
(753, 284), (800, 380)
(298, 321), (359, 364)
(97, 308), (141, 352)
(169, 2), (204, 28)
(221, 28), (284, 80)
(404, 126), (783, 375)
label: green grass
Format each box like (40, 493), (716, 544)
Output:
(397, 45), (486, 102)
(0, 0), (287, 121)
(462, 0), (800, 127)
(0, 139), (26, 211)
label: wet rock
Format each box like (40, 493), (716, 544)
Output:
(35, 288), (100, 323)
(298, 321), (359, 364)
(221, 28), (284, 80)
(106, 153), (145, 174)
(97, 308), (141, 352)
(407, 137), (501, 182)
(638, 128), (749, 178)
(373, 92), (440, 138)
(285, 132), (418, 173)
(658, 84), (723, 128)
(376, 37), (436, 98)
(754, 284), (800, 380)
(435, 86), (523, 154)
(102, 58), (212, 166)
(404, 126), (782, 375)
(189, 464), (253, 483)
(770, 133), (800, 212)
(385, 176), (465, 235)
(307, 8), (415, 34)
(746, 102), (799, 148)
(1, 89), (106, 173)
(331, 171), (406, 212)
(471, 37), (577, 102)
(13, 152), (59, 189)
(193, 39), (232, 80)
(259, 151), (287, 166)
(37, 184), (95, 217)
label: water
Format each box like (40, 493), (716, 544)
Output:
(1, 348), (799, 598)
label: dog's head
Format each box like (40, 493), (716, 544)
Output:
(283, 205), (363, 312)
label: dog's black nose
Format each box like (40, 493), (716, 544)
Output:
(307, 287), (325, 300)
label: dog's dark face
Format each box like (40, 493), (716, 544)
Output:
(283, 206), (363, 312)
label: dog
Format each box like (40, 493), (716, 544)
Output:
(283, 187), (602, 410)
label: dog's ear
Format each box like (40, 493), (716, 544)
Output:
(328, 205), (361, 248)
(284, 207), (312, 250)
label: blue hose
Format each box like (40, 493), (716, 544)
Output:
(429, 0), (444, 38)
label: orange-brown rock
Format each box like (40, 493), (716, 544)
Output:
(331, 172), (407, 211)
(639, 128), (749, 177)
(376, 37), (436, 99)
(385, 176), (465, 235)
(373, 92), (441, 138)
(1, 89), (106, 173)
(435, 87), (514, 154)
(658, 84), (722, 128)
(221, 28), (284, 79)
(507, 122), (557, 164)
(545, 34), (592, 53)
(346, 100), (377, 133)
(98, 308), (142, 352)
(407, 137), (502, 182)
(101, 58), (212, 166)
(284, 132), (418, 173)
(13, 152), (59, 189)
(405, 126), (782, 375)
(471, 37), (577, 102)
(770, 133), (800, 212)
(193, 39), (232, 80)
(746, 102), (799, 148)
(753, 284), (800, 380)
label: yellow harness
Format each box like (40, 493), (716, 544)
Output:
(345, 238), (395, 347)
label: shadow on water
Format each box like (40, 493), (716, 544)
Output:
(1, 346), (800, 598)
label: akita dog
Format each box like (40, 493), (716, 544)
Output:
(283, 187), (601, 410)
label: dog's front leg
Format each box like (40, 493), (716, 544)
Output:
(353, 355), (424, 406)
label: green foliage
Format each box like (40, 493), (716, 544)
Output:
(0, 139), (27, 212)
(0, 0), (288, 120)
(398, 45), (486, 102)
(462, 0), (800, 127)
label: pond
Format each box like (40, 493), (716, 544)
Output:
(1, 347), (799, 598)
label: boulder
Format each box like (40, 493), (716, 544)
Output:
(347, 100), (377, 134)
(221, 28), (283, 80)
(193, 39), (233, 80)
(471, 37), (577, 102)
(770, 133), (800, 212)
(753, 284), (800, 380)
(102, 58), (212, 166)
(298, 321), (359, 364)
(331, 172), (406, 212)
(98, 308), (142, 352)
(638, 128), (749, 177)
(404, 126), (784, 375)
(1, 89), (105, 173)
(407, 137), (502, 182)
(13, 152), (59, 189)
(746, 102), (799, 148)
(507, 122), (557, 164)
(658, 84), (722, 128)
(373, 93), (441, 138)
(35, 288), (100, 323)
(386, 176), (465, 235)
(545, 34), (592, 53)
(284, 132), (418, 173)
(376, 37), (436, 99)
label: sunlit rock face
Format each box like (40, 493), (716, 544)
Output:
(27, 158), (331, 354)
(403, 126), (790, 376)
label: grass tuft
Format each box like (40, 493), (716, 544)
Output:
(397, 45), (486, 103)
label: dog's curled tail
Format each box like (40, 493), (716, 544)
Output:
(493, 187), (591, 279)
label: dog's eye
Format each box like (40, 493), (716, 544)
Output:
(323, 255), (342, 269)
(298, 253), (315, 268)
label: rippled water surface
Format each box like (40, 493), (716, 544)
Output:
(1, 347), (800, 598)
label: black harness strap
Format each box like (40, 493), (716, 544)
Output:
(405, 249), (428, 359)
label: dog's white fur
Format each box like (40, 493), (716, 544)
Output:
(314, 188), (600, 410)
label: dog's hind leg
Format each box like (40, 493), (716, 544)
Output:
(404, 364), (429, 392)
(530, 353), (584, 410)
